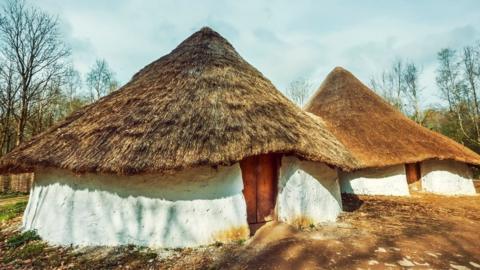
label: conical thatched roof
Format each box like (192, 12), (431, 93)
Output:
(0, 28), (357, 175)
(305, 67), (480, 169)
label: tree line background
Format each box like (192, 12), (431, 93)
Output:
(287, 48), (480, 155)
(0, 0), (118, 156)
(1, 0), (480, 158)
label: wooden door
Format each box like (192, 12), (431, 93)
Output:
(405, 163), (421, 183)
(240, 154), (280, 228)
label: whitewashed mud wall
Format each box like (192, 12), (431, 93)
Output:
(339, 165), (410, 196)
(23, 165), (248, 248)
(277, 156), (342, 225)
(421, 160), (476, 195)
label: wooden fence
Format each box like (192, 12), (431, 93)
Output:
(0, 173), (34, 193)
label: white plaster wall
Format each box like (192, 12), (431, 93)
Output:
(22, 164), (248, 248)
(277, 156), (342, 224)
(421, 160), (476, 195)
(339, 165), (410, 196)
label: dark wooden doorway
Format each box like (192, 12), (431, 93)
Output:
(405, 162), (422, 192)
(405, 163), (421, 183)
(240, 154), (280, 234)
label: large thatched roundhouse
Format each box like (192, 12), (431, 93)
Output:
(305, 67), (480, 196)
(0, 28), (356, 248)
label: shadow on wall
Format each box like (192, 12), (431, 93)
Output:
(33, 166), (244, 200)
(277, 156), (343, 224)
(341, 166), (405, 182)
(340, 178), (354, 196)
(421, 160), (476, 195)
(23, 165), (249, 247)
(339, 165), (410, 196)
(474, 180), (480, 193)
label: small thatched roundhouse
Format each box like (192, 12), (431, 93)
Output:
(0, 28), (356, 247)
(305, 67), (480, 196)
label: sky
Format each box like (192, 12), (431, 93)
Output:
(30, 0), (480, 107)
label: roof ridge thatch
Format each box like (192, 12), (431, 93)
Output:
(0, 28), (357, 175)
(305, 67), (480, 169)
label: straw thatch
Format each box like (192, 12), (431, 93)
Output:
(305, 67), (480, 169)
(0, 28), (357, 175)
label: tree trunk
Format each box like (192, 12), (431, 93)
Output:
(16, 100), (28, 146)
(467, 76), (480, 141)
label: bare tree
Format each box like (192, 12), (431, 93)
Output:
(436, 47), (480, 146)
(462, 45), (480, 141)
(29, 71), (74, 136)
(371, 59), (426, 124)
(370, 71), (401, 110)
(436, 49), (461, 112)
(403, 62), (423, 123)
(86, 59), (118, 101)
(0, 62), (20, 154)
(392, 59), (405, 109)
(64, 66), (81, 101)
(63, 65), (84, 114)
(0, 0), (70, 145)
(285, 78), (312, 107)
(370, 59), (406, 112)
(371, 72), (395, 106)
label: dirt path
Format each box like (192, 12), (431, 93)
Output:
(0, 195), (28, 207)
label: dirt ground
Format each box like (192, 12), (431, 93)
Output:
(1, 185), (480, 269)
(218, 193), (480, 270)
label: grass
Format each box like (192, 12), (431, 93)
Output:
(0, 201), (27, 222)
(17, 242), (46, 258)
(0, 194), (51, 266)
(0, 192), (27, 200)
(7, 230), (41, 248)
(1, 231), (44, 264)
(235, 238), (246, 245)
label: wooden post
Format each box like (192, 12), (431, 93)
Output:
(240, 156), (258, 224)
(1, 175), (11, 193)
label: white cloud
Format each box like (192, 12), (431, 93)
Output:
(32, 0), (480, 106)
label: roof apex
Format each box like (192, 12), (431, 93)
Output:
(0, 28), (357, 175)
(305, 67), (480, 168)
